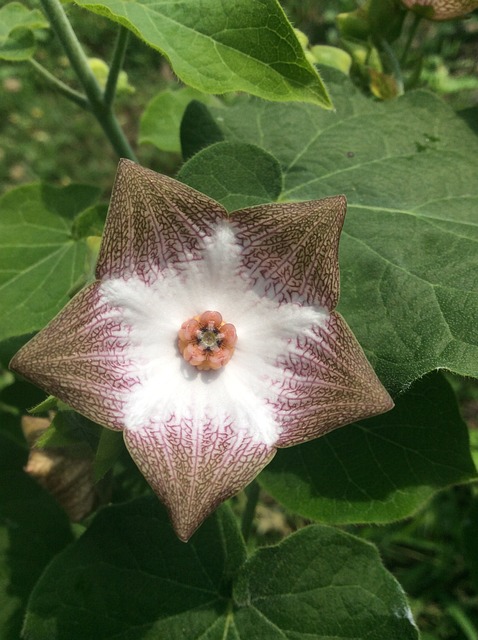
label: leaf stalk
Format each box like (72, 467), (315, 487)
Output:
(104, 26), (130, 109)
(29, 58), (89, 109)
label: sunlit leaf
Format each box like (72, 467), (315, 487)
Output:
(73, 0), (332, 107)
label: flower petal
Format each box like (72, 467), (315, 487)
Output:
(402, 0), (478, 20)
(123, 419), (275, 541)
(274, 311), (394, 447)
(231, 196), (346, 310)
(10, 283), (137, 430)
(96, 160), (227, 283)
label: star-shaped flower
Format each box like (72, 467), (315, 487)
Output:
(11, 160), (393, 541)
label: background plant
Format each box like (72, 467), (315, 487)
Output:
(1, 1), (478, 638)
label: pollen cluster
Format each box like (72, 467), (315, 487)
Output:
(178, 311), (237, 371)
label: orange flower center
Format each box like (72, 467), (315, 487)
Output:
(178, 310), (237, 371)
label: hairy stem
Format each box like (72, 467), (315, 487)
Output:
(39, 0), (137, 161)
(104, 26), (130, 108)
(241, 481), (260, 543)
(29, 59), (88, 109)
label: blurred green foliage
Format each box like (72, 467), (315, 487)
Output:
(0, 7), (174, 194)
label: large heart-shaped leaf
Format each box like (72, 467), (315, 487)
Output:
(180, 70), (478, 391)
(73, 0), (332, 107)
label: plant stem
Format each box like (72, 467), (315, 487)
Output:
(39, 0), (103, 107)
(400, 13), (421, 66)
(241, 481), (260, 543)
(380, 38), (404, 96)
(447, 603), (478, 640)
(38, 0), (137, 161)
(104, 26), (129, 109)
(98, 110), (138, 161)
(29, 58), (88, 109)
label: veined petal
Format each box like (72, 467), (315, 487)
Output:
(96, 160), (227, 283)
(9, 160), (394, 542)
(100, 224), (329, 447)
(231, 196), (346, 310)
(274, 311), (394, 448)
(10, 283), (138, 430)
(124, 419), (275, 541)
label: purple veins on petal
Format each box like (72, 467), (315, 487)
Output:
(10, 282), (137, 431)
(124, 418), (275, 542)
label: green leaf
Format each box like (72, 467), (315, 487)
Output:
(36, 409), (100, 451)
(178, 141), (283, 210)
(180, 100), (225, 160)
(258, 372), (476, 525)
(72, 0), (332, 108)
(23, 497), (246, 639)
(234, 525), (418, 640)
(0, 367), (47, 416)
(310, 44), (353, 74)
(70, 204), (107, 239)
(140, 88), (218, 153)
(0, 414), (27, 465)
(180, 69), (478, 390)
(0, 367), (14, 396)
(29, 395), (58, 415)
(0, 27), (34, 61)
(93, 428), (124, 481)
(0, 430), (73, 640)
(23, 497), (418, 638)
(0, 2), (48, 61)
(0, 183), (100, 343)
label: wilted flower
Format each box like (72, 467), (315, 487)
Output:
(401, 0), (478, 20)
(11, 160), (393, 541)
